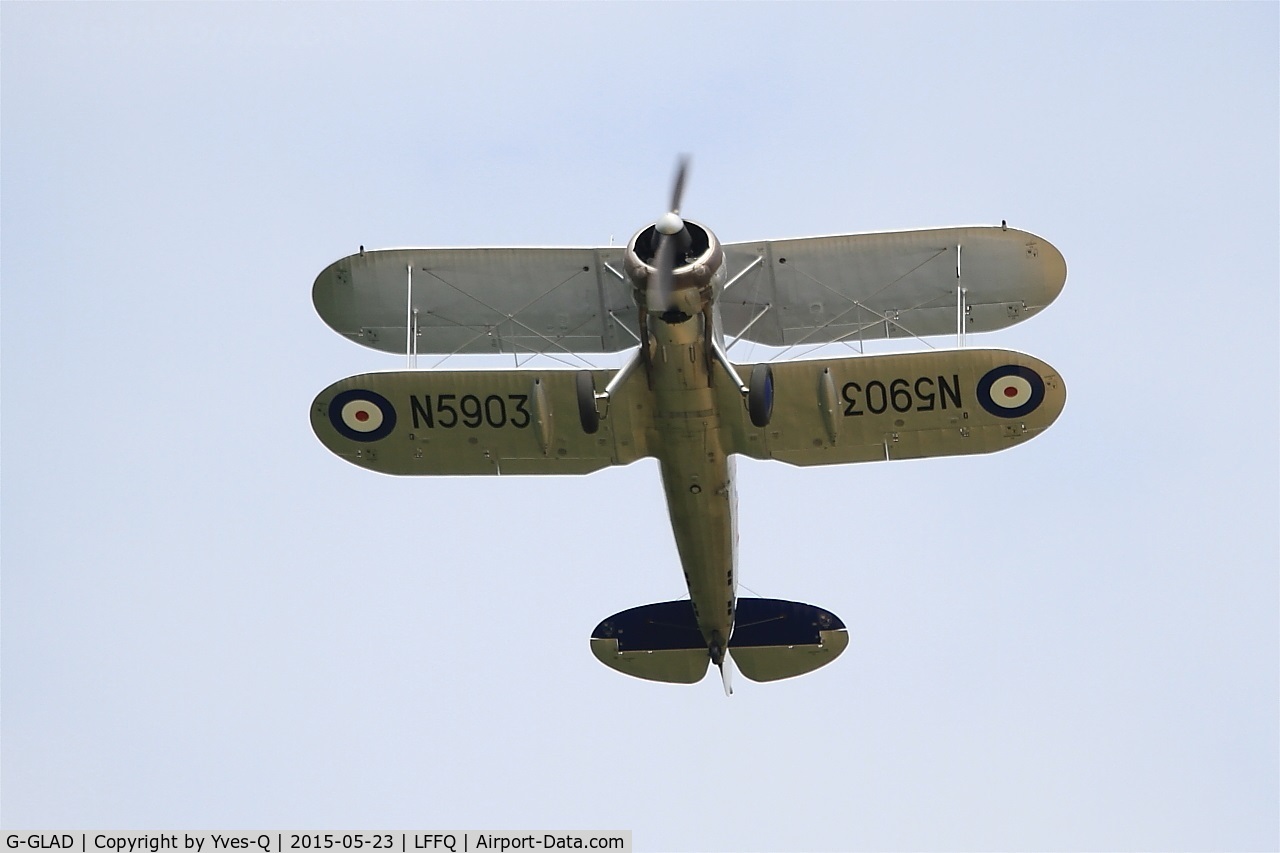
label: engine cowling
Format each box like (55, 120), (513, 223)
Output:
(623, 218), (725, 314)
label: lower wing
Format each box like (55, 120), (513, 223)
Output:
(310, 366), (650, 475)
(723, 348), (1066, 465)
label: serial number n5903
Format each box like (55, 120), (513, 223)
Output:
(842, 375), (962, 416)
(408, 393), (531, 429)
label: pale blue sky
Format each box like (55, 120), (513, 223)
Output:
(3, 4), (1277, 851)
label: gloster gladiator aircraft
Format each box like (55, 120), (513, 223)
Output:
(310, 161), (1067, 693)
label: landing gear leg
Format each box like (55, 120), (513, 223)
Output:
(706, 336), (773, 429)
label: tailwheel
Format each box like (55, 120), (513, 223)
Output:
(576, 371), (600, 434)
(747, 363), (774, 428)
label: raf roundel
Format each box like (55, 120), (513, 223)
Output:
(976, 365), (1046, 419)
(329, 389), (397, 442)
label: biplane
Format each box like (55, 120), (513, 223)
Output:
(309, 162), (1067, 693)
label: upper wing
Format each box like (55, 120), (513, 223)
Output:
(312, 227), (1064, 356)
(718, 226), (1066, 347)
(312, 247), (640, 358)
(718, 348), (1065, 466)
(311, 366), (651, 475)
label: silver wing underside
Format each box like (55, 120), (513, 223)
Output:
(312, 246), (637, 361)
(719, 226), (1066, 348)
(312, 226), (1065, 357)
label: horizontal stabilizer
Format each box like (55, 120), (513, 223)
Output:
(729, 598), (848, 683)
(590, 598), (848, 685)
(590, 601), (709, 684)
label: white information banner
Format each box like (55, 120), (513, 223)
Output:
(3, 834), (631, 853)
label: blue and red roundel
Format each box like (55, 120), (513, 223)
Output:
(976, 365), (1045, 419)
(329, 389), (397, 442)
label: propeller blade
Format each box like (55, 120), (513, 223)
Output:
(669, 155), (689, 215)
(648, 231), (675, 312)
(647, 157), (691, 313)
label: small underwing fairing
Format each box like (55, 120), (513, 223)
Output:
(309, 162), (1068, 691)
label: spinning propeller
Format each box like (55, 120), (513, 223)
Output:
(646, 156), (692, 316)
